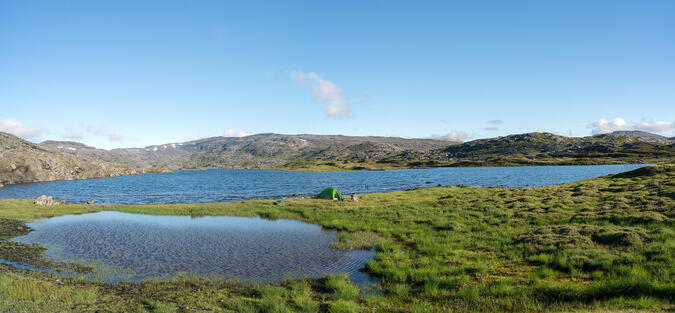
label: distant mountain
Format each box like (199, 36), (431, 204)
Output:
(0, 132), (144, 187)
(604, 130), (669, 139)
(3, 130), (673, 186)
(39, 139), (194, 169)
(437, 132), (674, 166)
(39, 133), (458, 170)
(595, 130), (675, 143)
(37, 131), (675, 171)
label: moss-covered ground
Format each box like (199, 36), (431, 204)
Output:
(0, 164), (672, 312)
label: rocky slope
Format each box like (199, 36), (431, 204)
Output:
(37, 131), (675, 171)
(4, 130), (673, 185)
(437, 131), (674, 164)
(40, 133), (458, 169)
(0, 132), (144, 186)
(604, 130), (673, 142)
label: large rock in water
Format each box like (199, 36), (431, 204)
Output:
(34, 195), (60, 206)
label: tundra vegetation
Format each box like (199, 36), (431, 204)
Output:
(0, 164), (672, 312)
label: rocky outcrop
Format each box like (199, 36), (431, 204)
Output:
(34, 195), (61, 206)
(0, 132), (144, 186)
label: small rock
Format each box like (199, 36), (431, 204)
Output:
(35, 195), (48, 205)
(86, 199), (95, 205)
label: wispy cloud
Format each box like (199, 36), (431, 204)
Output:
(431, 131), (469, 142)
(85, 125), (126, 142)
(62, 127), (84, 140)
(291, 71), (351, 117)
(0, 118), (44, 139)
(487, 119), (504, 125)
(590, 118), (675, 135)
(223, 128), (249, 137)
(358, 92), (371, 104)
(483, 127), (499, 131)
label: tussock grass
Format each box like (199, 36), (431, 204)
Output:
(327, 299), (361, 313)
(324, 274), (359, 301)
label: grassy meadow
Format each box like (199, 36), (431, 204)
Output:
(278, 156), (674, 172)
(0, 164), (672, 312)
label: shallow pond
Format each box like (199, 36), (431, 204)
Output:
(11, 211), (376, 285)
(0, 164), (648, 204)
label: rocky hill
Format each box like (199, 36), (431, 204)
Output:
(0, 132), (144, 187)
(604, 130), (672, 142)
(4, 130), (673, 185)
(36, 131), (675, 172)
(40, 133), (457, 170)
(436, 131), (674, 166)
(39, 140), (194, 169)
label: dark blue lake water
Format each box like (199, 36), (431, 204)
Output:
(0, 164), (646, 204)
(12, 211), (377, 285)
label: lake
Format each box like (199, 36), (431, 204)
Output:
(12, 211), (377, 284)
(0, 164), (647, 204)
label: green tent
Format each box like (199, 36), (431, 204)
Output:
(317, 187), (344, 200)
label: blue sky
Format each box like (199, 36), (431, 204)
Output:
(1, 1), (674, 149)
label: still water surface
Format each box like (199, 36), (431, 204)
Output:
(12, 211), (376, 284)
(0, 164), (647, 204)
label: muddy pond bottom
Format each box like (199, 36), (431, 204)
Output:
(12, 211), (376, 285)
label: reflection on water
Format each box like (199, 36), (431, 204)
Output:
(12, 211), (377, 285)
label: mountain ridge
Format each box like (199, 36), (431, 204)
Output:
(1, 130), (673, 186)
(38, 133), (459, 170)
(0, 132), (147, 187)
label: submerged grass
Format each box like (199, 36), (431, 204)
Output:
(0, 164), (672, 312)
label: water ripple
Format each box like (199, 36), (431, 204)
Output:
(12, 211), (377, 285)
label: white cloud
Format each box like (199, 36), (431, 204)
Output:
(0, 118), (44, 139)
(85, 125), (126, 142)
(591, 118), (675, 135)
(223, 128), (249, 137)
(432, 131), (469, 142)
(487, 119), (504, 125)
(291, 71), (351, 117)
